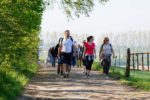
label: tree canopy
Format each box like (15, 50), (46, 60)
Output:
(45, 0), (108, 17)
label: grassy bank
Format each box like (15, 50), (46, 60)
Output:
(0, 59), (38, 100)
(92, 62), (150, 91)
(0, 0), (44, 99)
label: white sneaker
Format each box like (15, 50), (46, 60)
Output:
(105, 75), (109, 79)
(87, 75), (90, 79)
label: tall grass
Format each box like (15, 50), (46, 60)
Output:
(92, 62), (150, 91)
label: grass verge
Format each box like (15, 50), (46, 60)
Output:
(92, 62), (150, 91)
(0, 60), (38, 100)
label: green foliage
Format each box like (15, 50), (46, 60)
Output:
(93, 62), (150, 91)
(0, 0), (44, 99)
(45, 0), (108, 18)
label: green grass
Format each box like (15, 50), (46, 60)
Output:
(92, 62), (150, 91)
(0, 60), (38, 100)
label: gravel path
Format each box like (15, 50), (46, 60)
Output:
(18, 64), (150, 100)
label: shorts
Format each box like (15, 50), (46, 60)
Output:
(58, 56), (63, 65)
(61, 52), (72, 66)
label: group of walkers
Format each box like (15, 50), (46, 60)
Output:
(47, 30), (115, 78)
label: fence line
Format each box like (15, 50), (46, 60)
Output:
(125, 48), (150, 77)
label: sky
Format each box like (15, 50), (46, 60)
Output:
(40, 0), (150, 43)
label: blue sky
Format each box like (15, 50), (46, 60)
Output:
(41, 0), (150, 42)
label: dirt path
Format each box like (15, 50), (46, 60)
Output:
(18, 64), (150, 100)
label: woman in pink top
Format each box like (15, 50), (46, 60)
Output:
(82, 36), (96, 78)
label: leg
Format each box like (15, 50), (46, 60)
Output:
(83, 59), (86, 73)
(60, 64), (63, 75)
(105, 65), (110, 75)
(103, 65), (106, 74)
(53, 57), (56, 67)
(79, 59), (82, 67)
(66, 53), (72, 78)
(61, 53), (67, 78)
(57, 64), (60, 74)
(63, 63), (67, 78)
(105, 60), (111, 75)
(86, 60), (93, 78)
(103, 60), (107, 75)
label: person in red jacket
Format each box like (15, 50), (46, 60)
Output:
(82, 36), (96, 78)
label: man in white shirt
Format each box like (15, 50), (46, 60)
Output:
(60, 30), (74, 78)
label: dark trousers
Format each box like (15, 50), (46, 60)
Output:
(52, 56), (56, 67)
(85, 55), (94, 70)
(102, 57), (111, 75)
(103, 61), (110, 75)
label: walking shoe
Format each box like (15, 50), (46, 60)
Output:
(57, 68), (60, 74)
(105, 75), (109, 79)
(66, 74), (69, 78)
(63, 74), (66, 78)
(61, 71), (63, 75)
(85, 72), (87, 76)
(87, 75), (90, 79)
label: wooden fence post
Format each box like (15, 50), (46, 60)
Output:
(137, 54), (139, 70)
(126, 48), (130, 77)
(142, 53), (144, 70)
(132, 55), (135, 69)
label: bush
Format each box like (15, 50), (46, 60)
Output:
(0, 0), (44, 99)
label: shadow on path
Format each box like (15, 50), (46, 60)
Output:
(18, 64), (150, 100)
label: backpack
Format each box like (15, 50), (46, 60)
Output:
(51, 36), (73, 56)
(52, 38), (63, 57)
(69, 36), (74, 55)
(51, 47), (56, 57)
(100, 43), (112, 53)
(100, 44), (112, 66)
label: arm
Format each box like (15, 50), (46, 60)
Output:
(82, 45), (86, 59)
(111, 47), (115, 58)
(57, 45), (62, 57)
(94, 48), (96, 59)
(99, 46), (103, 60)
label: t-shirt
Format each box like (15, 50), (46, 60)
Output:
(102, 43), (112, 55)
(61, 37), (73, 53)
(84, 42), (95, 55)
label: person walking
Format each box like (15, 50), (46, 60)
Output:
(60, 30), (74, 78)
(99, 37), (115, 77)
(51, 47), (56, 67)
(76, 44), (82, 67)
(57, 44), (63, 75)
(82, 36), (96, 78)
(81, 40), (86, 73)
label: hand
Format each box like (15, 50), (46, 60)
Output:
(113, 55), (116, 59)
(99, 57), (101, 61)
(82, 56), (85, 60)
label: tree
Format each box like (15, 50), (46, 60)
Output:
(45, 0), (109, 18)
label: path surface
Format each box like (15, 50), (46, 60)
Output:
(18, 64), (150, 100)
